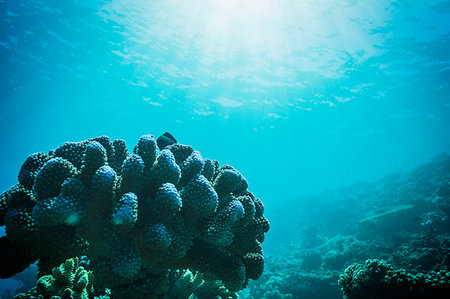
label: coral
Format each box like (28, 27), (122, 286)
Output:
(179, 150), (204, 187)
(166, 144), (193, 166)
(110, 139), (129, 175)
(53, 141), (88, 171)
(338, 259), (450, 299)
(152, 183), (182, 222)
(112, 193), (139, 232)
(201, 158), (218, 182)
(142, 149), (181, 195)
(243, 253), (265, 280)
(0, 133), (269, 298)
(392, 232), (450, 272)
(79, 141), (108, 183)
(14, 257), (95, 299)
(120, 154), (145, 195)
(167, 269), (238, 299)
(33, 157), (78, 201)
(133, 135), (158, 167)
(180, 174), (218, 219)
(213, 166), (248, 197)
(18, 152), (51, 190)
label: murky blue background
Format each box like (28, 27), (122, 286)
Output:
(1, 0), (450, 294)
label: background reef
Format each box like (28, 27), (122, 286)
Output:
(242, 154), (450, 298)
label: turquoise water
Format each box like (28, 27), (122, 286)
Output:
(0, 0), (449, 297)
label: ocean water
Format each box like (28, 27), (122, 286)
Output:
(0, 0), (449, 298)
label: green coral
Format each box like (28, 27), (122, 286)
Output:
(0, 133), (269, 298)
(167, 269), (238, 299)
(14, 257), (95, 299)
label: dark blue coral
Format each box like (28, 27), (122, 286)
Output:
(0, 133), (269, 298)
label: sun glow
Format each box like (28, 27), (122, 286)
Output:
(99, 0), (388, 108)
(200, 0), (286, 57)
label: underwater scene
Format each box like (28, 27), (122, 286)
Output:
(1, 0), (450, 298)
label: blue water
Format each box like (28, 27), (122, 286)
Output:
(0, 0), (449, 297)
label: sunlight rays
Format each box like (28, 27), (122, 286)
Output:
(98, 0), (392, 109)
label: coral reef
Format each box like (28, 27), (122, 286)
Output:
(242, 154), (450, 299)
(0, 133), (269, 298)
(339, 259), (450, 299)
(14, 257), (95, 299)
(392, 232), (450, 272)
